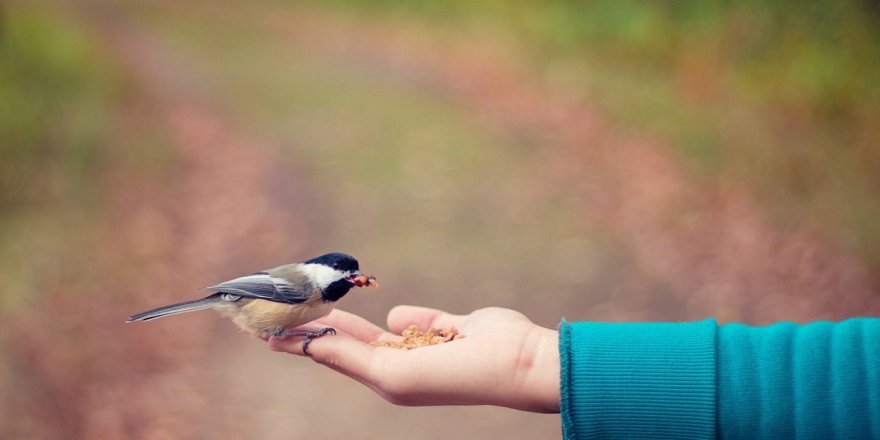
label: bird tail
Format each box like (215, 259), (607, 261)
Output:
(127, 295), (223, 323)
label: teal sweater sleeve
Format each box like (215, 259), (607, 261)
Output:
(559, 318), (880, 439)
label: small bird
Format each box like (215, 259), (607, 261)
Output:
(127, 252), (374, 353)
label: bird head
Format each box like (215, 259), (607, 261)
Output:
(302, 252), (363, 301)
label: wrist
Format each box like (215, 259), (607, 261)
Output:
(518, 326), (560, 413)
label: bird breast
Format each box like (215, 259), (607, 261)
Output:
(221, 297), (337, 336)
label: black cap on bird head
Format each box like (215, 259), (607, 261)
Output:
(304, 252), (361, 302)
(304, 252), (360, 273)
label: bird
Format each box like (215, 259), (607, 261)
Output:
(127, 252), (374, 353)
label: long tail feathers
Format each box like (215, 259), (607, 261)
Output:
(127, 295), (222, 323)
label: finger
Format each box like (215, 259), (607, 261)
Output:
(268, 330), (377, 384)
(386, 305), (467, 333)
(313, 309), (390, 343)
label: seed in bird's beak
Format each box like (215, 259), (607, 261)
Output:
(352, 274), (378, 288)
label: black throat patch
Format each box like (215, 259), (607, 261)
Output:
(322, 279), (353, 302)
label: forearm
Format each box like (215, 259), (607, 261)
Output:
(718, 318), (880, 439)
(560, 317), (880, 440)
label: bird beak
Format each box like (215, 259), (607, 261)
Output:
(347, 270), (363, 283)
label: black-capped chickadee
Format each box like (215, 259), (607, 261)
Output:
(127, 252), (374, 353)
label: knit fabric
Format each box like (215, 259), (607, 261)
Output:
(718, 319), (880, 439)
(560, 318), (880, 439)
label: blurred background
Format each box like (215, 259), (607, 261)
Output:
(1, 0), (878, 438)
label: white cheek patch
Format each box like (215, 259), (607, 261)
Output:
(300, 263), (344, 289)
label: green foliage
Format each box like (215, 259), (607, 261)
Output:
(0, 4), (119, 311)
(310, 0), (880, 140)
(0, 4), (117, 212)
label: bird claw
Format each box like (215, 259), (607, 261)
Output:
(278, 327), (336, 355)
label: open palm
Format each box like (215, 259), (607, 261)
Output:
(268, 306), (560, 413)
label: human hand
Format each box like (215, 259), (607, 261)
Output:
(268, 306), (560, 413)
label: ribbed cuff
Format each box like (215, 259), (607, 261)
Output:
(560, 319), (718, 439)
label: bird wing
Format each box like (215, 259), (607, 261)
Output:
(202, 272), (311, 303)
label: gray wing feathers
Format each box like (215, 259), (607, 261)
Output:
(203, 272), (309, 303)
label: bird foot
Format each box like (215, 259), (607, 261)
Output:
(277, 327), (336, 355)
